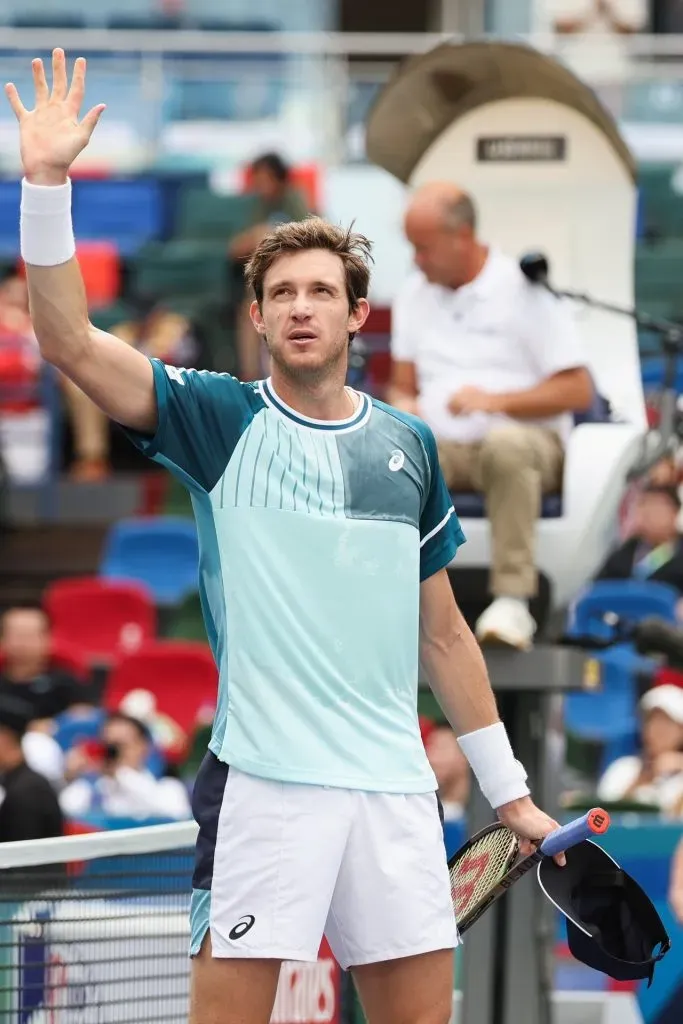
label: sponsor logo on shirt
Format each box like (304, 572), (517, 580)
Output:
(388, 450), (405, 472)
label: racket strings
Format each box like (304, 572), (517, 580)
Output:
(450, 827), (519, 924)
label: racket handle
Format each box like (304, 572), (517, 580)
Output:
(538, 807), (611, 858)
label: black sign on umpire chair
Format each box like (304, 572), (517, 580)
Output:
(476, 135), (566, 162)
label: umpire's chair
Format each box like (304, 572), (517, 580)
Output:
(366, 41), (646, 625)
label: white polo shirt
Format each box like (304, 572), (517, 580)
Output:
(391, 248), (587, 445)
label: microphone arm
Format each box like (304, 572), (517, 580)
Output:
(547, 282), (683, 342)
(537, 277), (683, 481)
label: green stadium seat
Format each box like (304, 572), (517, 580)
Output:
(180, 722), (213, 780)
(174, 187), (258, 242)
(417, 687), (446, 724)
(189, 298), (239, 374)
(131, 240), (228, 303)
(638, 163), (683, 238)
(163, 474), (194, 517)
(635, 239), (683, 320)
(89, 301), (136, 334)
(165, 591), (207, 644)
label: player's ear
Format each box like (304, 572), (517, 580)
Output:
(250, 299), (267, 335)
(348, 298), (369, 337)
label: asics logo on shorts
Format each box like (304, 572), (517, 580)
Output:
(388, 449), (405, 472)
(229, 914), (256, 940)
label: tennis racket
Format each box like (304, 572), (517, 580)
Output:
(449, 807), (610, 934)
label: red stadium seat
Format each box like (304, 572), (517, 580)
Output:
(104, 641), (218, 735)
(49, 638), (91, 681)
(18, 242), (121, 310)
(75, 241), (121, 308)
(44, 577), (156, 665)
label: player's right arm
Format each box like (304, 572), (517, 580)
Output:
(5, 48), (157, 433)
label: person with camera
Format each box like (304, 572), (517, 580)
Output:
(59, 711), (191, 823)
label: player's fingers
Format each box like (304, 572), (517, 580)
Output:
(67, 56), (86, 113)
(4, 83), (27, 120)
(32, 58), (49, 105)
(51, 48), (68, 101)
(80, 103), (106, 136)
(538, 818), (565, 867)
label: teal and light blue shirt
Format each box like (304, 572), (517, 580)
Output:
(126, 360), (466, 793)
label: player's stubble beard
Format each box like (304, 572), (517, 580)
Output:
(265, 330), (350, 393)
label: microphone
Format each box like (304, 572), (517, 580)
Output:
(519, 252), (550, 287)
(633, 617), (683, 670)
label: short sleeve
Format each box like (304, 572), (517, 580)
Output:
(123, 359), (256, 493)
(523, 287), (587, 378)
(390, 276), (419, 363)
(417, 422), (466, 581)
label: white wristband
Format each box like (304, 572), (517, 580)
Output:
(457, 722), (530, 809)
(20, 178), (76, 267)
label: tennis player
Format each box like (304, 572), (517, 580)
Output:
(7, 50), (566, 1024)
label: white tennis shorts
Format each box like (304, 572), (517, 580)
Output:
(189, 754), (459, 969)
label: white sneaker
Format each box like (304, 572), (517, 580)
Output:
(475, 597), (537, 651)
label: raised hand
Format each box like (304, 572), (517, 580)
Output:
(4, 47), (105, 186)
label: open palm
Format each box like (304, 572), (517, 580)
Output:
(4, 48), (105, 183)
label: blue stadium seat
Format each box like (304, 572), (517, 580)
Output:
(566, 579), (679, 641)
(53, 708), (106, 752)
(641, 355), (683, 394)
(564, 646), (643, 772)
(72, 179), (164, 256)
(452, 492), (562, 519)
(0, 180), (21, 259)
(100, 517), (199, 606)
(451, 389), (611, 520)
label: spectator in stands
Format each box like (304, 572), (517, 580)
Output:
(0, 606), (84, 723)
(0, 692), (63, 842)
(66, 301), (201, 480)
(229, 152), (312, 381)
(596, 685), (683, 813)
(596, 484), (683, 594)
(111, 300), (198, 368)
(424, 724), (471, 821)
(60, 712), (191, 822)
(389, 183), (592, 650)
(0, 269), (41, 411)
(669, 835), (683, 924)
(554, 0), (642, 34)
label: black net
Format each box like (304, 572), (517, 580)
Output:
(0, 844), (194, 1023)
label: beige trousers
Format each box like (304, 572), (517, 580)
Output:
(437, 423), (564, 599)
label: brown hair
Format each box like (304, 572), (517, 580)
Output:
(245, 216), (373, 310)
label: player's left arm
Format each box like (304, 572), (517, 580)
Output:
(419, 570), (499, 735)
(419, 573), (563, 855)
